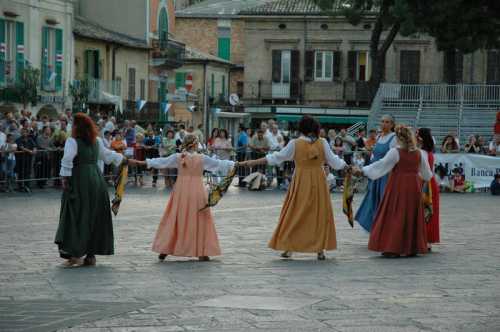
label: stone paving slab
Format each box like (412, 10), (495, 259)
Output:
(0, 187), (499, 331)
(195, 295), (323, 310)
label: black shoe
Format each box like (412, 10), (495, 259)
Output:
(158, 254), (167, 261)
(317, 252), (326, 260)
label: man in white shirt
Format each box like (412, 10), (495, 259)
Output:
(267, 124), (283, 152)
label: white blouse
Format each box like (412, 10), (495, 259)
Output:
(362, 148), (433, 181)
(146, 153), (235, 174)
(266, 137), (347, 170)
(60, 137), (124, 177)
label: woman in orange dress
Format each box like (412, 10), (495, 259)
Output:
(241, 116), (348, 260)
(129, 135), (234, 261)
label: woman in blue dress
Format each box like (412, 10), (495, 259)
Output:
(355, 115), (397, 232)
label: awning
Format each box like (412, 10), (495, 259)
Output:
(276, 115), (367, 125)
(216, 112), (250, 118)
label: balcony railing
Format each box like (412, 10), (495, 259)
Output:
(73, 78), (121, 104)
(151, 39), (185, 69)
(243, 80), (302, 104)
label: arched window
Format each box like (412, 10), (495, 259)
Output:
(159, 7), (168, 49)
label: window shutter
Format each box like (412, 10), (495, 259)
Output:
(304, 50), (314, 82)
(94, 50), (100, 79)
(218, 37), (230, 61)
(272, 50), (281, 83)
(347, 51), (357, 80)
(290, 50), (300, 97)
(210, 73), (215, 98)
(41, 27), (49, 89)
(0, 19), (5, 85)
(55, 29), (63, 91)
(175, 72), (186, 89)
(221, 75), (225, 98)
(15, 22), (24, 83)
(333, 51), (341, 81)
(455, 51), (463, 83)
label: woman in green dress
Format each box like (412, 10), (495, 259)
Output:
(55, 113), (124, 267)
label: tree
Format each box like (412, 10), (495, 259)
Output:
(69, 80), (90, 113)
(314, 0), (417, 101)
(410, 0), (500, 83)
(15, 67), (41, 110)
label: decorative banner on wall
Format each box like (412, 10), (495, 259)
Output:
(136, 99), (146, 112)
(434, 153), (500, 189)
(161, 102), (171, 114)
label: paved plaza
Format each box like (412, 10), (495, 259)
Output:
(0, 187), (499, 332)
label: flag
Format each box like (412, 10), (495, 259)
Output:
(136, 99), (146, 112)
(200, 166), (237, 211)
(48, 71), (57, 82)
(342, 171), (354, 228)
(161, 102), (171, 114)
(111, 163), (128, 216)
(188, 105), (196, 112)
(211, 107), (221, 114)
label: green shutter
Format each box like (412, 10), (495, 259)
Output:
(221, 75), (225, 99)
(210, 73), (215, 98)
(0, 19), (5, 85)
(175, 72), (185, 89)
(159, 81), (167, 102)
(15, 22), (24, 83)
(218, 37), (230, 61)
(55, 29), (63, 91)
(41, 27), (49, 88)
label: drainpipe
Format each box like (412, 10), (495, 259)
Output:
(302, 15), (307, 104)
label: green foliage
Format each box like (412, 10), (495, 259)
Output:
(69, 80), (90, 113)
(14, 67), (41, 107)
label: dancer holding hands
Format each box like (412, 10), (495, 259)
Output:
(128, 134), (234, 262)
(240, 116), (349, 260)
(352, 126), (433, 257)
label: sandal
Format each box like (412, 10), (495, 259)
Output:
(61, 257), (83, 268)
(317, 252), (326, 260)
(280, 251), (292, 258)
(198, 256), (210, 261)
(158, 254), (167, 261)
(83, 256), (96, 266)
(382, 252), (400, 258)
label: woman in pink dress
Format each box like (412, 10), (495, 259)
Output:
(417, 128), (440, 251)
(129, 135), (234, 261)
(353, 126), (433, 257)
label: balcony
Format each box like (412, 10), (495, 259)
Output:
(151, 39), (185, 69)
(344, 80), (370, 106)
(72, 78), (121, 104)
(243, 79), (302, 105)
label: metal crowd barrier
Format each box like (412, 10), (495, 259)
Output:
(0, 147), (370, 192)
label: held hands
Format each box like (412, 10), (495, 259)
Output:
(128, 159), (147, 167)
(351, 166), (364, 177)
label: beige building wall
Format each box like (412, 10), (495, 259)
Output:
(115, 48), (150, 102)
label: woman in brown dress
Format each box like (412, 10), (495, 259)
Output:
(241, 116), (348, 260)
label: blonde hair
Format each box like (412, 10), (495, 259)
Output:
(181, 134), (198, 152)
(395, 125), (417, 152)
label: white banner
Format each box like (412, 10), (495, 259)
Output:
(434, 153), (500, 189)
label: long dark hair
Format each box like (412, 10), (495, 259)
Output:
(298, 115), (320, 138)
(418, 128), (434, 152)
(72, 112), (98, 145)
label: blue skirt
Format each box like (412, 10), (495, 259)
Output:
(355, 174), (389, 232)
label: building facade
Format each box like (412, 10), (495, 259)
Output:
(73, 16), (150, 116)
(0, 0), (74, 115)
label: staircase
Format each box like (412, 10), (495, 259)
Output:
(368, 84), (500, 144)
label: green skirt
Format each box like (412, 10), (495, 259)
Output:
(55, 164), (114, 258)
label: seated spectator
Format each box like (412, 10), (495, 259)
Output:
(327, 129), (337, 144)
(476, 136), (489, 154)
(249, 129), (270, 174)
(441, 135), (460, 153)
(491, 173), (500, 195)
(355, 129), (367, 150)
(489, 135), (500, 156)
(332, 137), (344, 158)
(464, 135), (481, 154)
(338, 128), (356, 164)
(451, 169), (465, 193)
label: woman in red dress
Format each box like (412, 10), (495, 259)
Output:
(353, 126), (433, 257)
(417, 128), (440, 251)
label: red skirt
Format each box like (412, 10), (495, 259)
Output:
(426, 177), (440, 243)
(368, 172), (428, 255)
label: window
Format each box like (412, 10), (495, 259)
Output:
(315, 51), (333, 81)
(487, 50), (500, 84)
(221, 75), (226, 100)
(348, 51), (370, 81)
(399, 50), (420, 84)
(158, 7), (168, 49)
(140, 79), (146, 100)
(128, 67), (136, 101)
(443, 50), (463, 83)
(217, 20), (231, 61)
(0, 20), (24, 86)
(42, 26), (63, 91)
(236, 81), (244, 97)
(84, 50), (100, 79)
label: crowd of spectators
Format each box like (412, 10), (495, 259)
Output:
(1, 110), (499, 193)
